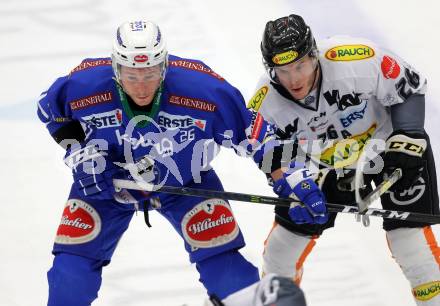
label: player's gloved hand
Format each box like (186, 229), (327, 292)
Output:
(119, 155), (158, 185)
(383, 130), (427, 193)
(65, 144), (120, 200)
(273, 162), (328, 224)
(112, 155), (158, 204)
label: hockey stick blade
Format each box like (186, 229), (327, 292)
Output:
(113, 178), (440, 224)
(357, 168), (402, 213)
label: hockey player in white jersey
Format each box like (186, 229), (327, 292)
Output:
(249, 14), (440, 305)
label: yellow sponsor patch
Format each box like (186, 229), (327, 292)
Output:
(272, 50), (299, 65)
(413, 281), (440, 301)
(247, 86), (268, 111)
(325, 44), (375, 61)
(317, 124), (376, 168)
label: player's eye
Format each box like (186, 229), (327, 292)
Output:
(295, 63), (304, 71)
(143, 75), (155, 81)
(126, 75), (139, 81)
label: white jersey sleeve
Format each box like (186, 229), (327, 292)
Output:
(375, 48), (427, 106)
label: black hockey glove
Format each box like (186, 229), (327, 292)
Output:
(383, 130), (428, 193)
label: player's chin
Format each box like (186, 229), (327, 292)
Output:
(133, 96), (153, 106)
(289, 88), (307, 100)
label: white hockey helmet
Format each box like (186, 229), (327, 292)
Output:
(112, 20), (168, 81)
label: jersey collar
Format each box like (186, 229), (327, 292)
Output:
(115, 80), (163, 128)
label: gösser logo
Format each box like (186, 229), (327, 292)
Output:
(325, 44), (375, 61)
(134, 54), (148, 63)
(181, 199), (239, 248)
(55, 199), (102, 245)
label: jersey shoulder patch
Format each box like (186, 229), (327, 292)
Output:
(168, 55), (224, 81)
(320, 36), (377, 62)
(69, 58), (112, 76)
(247, 85), (269, 111)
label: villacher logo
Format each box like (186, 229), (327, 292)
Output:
(55, 199), (102, 245)
(181, 199), (239, 248)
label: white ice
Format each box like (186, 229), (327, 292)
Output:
(1, 0), (439, 305)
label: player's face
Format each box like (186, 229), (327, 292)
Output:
(119, 65), (162, 106)
(274, 55), (318, 100)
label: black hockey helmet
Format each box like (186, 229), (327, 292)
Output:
(261, 14), (317, 68)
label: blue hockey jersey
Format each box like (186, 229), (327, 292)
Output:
(37, 55), (276, 203)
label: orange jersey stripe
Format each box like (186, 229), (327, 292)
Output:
(294, 236), (317, 285)
(423, 226), (440, 269)
(262, 221), (278, 255)
(296, 236), (318, 271)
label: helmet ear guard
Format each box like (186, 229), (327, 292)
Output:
(111, 20), (169, 82)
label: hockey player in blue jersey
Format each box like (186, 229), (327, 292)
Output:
(37, 20), (311, 306)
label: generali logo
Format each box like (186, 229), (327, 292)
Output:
(70, 59), (112, 74)
(69, 92), (113, 110)
(169, 60), (224, 80)
(168, 95), (217, 112)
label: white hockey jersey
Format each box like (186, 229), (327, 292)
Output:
(248, 35), (427, 169)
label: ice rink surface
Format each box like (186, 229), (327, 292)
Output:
(1, 0), (439, 305)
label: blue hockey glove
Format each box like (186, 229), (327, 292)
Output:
(273, 164), (328, 224)
(65, 144), (120, 200)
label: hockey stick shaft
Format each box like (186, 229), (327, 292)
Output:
(113, 177), (440, 224)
